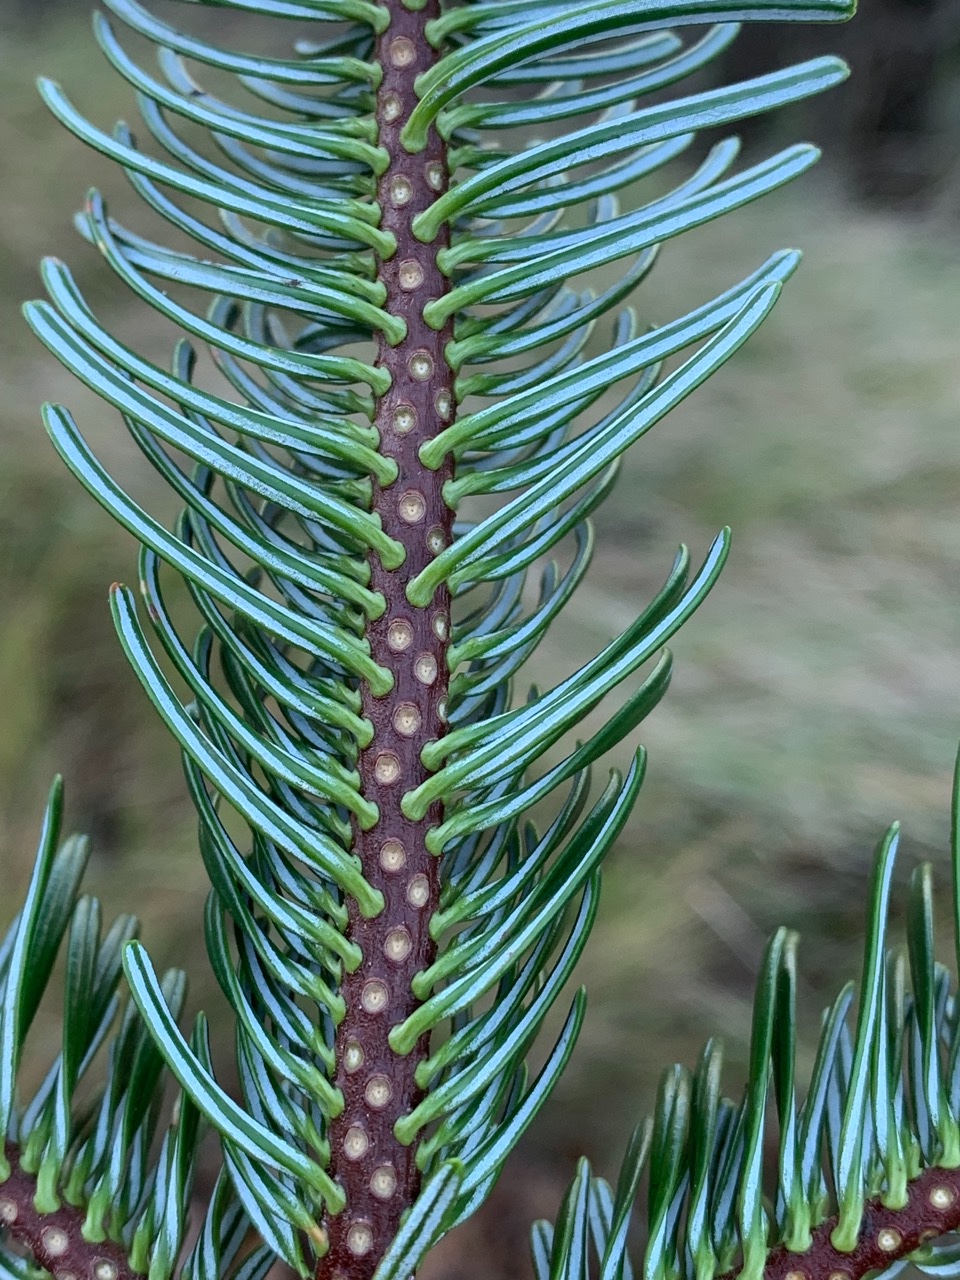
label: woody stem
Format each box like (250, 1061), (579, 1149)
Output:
(722, 1165), (960, 1280)
(1, 1143), (139, 1280)
(317, 0), (455, 1275)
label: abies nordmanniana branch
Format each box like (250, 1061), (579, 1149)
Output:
(7, 2), (959, 1280)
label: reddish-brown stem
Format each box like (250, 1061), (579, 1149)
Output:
(318, 0), (454, 1276)
(0, 1143), (140, 1280)
(7, 1140), (960, 1280)
(721, 1164), (960, 1280)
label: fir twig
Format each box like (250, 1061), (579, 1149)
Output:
(0, 2), (869, 1279)
(753, 1169), (960, 1280)
(1, 1145), (141, 1280)
(322, 0), (458, 1271)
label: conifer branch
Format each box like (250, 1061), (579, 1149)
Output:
(1, 1145), (141, 1280)
(323, 0), (458, 1274)
(2, 3), (867, 1279)
(753, 1167), (960, 1280)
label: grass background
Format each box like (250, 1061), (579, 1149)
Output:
(3, 7), (960, 1275)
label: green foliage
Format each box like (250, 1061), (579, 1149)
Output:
(0, 780), (206, 1279)
(530, 765), (960, 1280)
(14, 1), (951, 1279)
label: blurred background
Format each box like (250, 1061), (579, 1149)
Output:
(3, 2), (960, 1275)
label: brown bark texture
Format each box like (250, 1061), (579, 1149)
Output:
(319, 0), (456, 1273)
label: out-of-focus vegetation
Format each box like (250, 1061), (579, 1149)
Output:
(3, 6), (960, 1276)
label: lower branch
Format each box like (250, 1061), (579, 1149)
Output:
(755, 1164), (960, 1280)
(0, 1143), (140, 1280)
